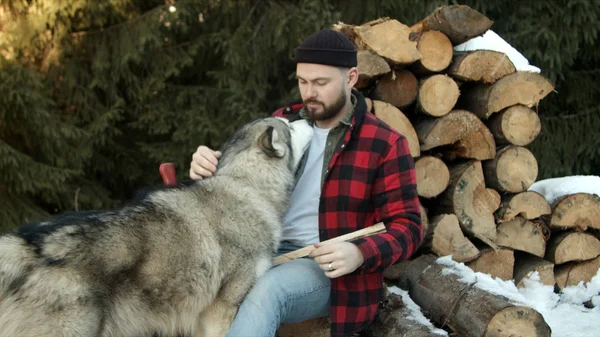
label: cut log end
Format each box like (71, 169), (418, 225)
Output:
(495, 216), (547, 258)
(514, 253), (555, 288)
(356, 50), (391, 89)
(413, 30), (454, 73)
(545, 231), (600, 265)
(448, 50), (516, 83)
(554, 256), (600, 290)
(485, 306), (552, 337)
(466, 247), (514, 280)
(550, 193), (600, 231)
(430, 213), (481, 262)
(372, 69), (418, 109)
(487, 105), (541, 146)
(496, 191), (551, 222)
(483, 146), (538, 193)
(354, 19), (422, 65)
(372, 100), (420, 157)
(418, 74), (460, 117)
(415, 156), (450, 198)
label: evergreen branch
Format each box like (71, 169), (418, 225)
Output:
(540, 107), (599, 120)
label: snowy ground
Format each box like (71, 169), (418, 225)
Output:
(389, 256), (600, 337)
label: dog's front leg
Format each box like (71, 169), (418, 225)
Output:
(195, 298), (238, 337)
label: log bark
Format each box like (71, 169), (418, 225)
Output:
(460, 71), (555, 120)
(398, 254), (552, 337)
(412, 30), (454, 74)
(513, 253), (556, 288)
(356, 50), (391, 89)
(372, 69), (418, 109)
(410, 5), (494, 45)
(369, 285), (446, 337)
(554, 255), (600, 290)
(495, 216), (547, 258)
(466, 247), (514, 281)
(417, 74), (460, 117)
(428, 213), (481, 262)
(338, 18), (421, 66)
(487, 105), (541, 146)
(495, 191), (551, 223)
(415, 156), (450, 198)
(549, 193), (600, 231)
(372, 100), (420, 157)
(437, 160), (500, 247)
(415, 110), (496, 161)
(545, 231), (600, 265)
(447, 50), (516, 83)
(277, 318), (329, 337)
(483, 145), (538, 193)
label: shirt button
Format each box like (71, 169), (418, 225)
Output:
(341, 144), (345, 148)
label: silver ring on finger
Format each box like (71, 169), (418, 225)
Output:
(328, 262), (333, 272)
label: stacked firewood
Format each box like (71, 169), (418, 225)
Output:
(277, 4), (599, 337)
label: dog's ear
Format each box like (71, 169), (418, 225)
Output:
(259, 126), (286, 158)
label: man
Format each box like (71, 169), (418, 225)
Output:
(189, 29), (422, 337)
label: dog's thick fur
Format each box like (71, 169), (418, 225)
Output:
(0, 117), (313, 337)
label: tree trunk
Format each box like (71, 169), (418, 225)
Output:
(549, 193), (600, 231)
(495, 191), (551, 223)
(545, 231), (600, 265)
(410, 5), (494, 45)
(554, 255), (600, 290)
(486, 105), (541, 146)
(372, 100), (420, 157)
(368, 285), (447, 337)
(466, 247), (515, 281)
(495, 216), (548, 258)
(437, 160), (500, 246)
(513, 252), (556, 288)
(415, 156), (450, 198)
(412, 30), (453, 74)
(356, 50), (391, 89)
(483, 145), (538, 193)
(427, 213), (480, 262)
(372, 69), (418, 109)
(415, 110), (496, 161)
(417, 74), (460, 117)
(447, 50), (516, 83)
(344, 18), (422, 66)
(398, 254), (552, 337)
(460, 71), (555, 120)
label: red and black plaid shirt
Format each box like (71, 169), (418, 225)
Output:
(273, 90), (422, 336)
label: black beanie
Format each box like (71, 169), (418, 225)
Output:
(295, 29), (357, 68)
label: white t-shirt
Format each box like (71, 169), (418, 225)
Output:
(280, 125), (330, 246)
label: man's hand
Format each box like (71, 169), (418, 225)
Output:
(190, 146), (222, 180)
(309, 242), (365, 278)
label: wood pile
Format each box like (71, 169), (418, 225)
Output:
(278, 4), (599, 337)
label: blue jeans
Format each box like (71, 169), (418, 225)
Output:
(225, 242), (331, 337)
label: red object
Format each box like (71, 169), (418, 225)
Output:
(159, 162), (177, 185)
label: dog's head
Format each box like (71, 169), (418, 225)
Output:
(216, 117), (313, 181)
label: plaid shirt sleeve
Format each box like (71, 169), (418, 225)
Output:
(352, 134), (422, 273)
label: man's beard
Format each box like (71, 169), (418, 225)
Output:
(304, 89), (347, 122)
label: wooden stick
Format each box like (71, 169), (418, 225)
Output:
(272, 223), (387, 266)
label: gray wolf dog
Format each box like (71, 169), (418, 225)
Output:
(0, 117), (313, 337)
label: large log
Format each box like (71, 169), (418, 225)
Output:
(372, 69), (418, 109)
(447, 50), (516, 83)
(549, 193), (600, 231)
(466, 247), (515, 281)
(495, 216), (548, 258)
(495, 191), (551, 223)
(398, 254), (552, 337)
(356, 50), (391, 89)
(335, 18), (422, 66)
(513, 253), (556, 288)
(483, 145), (538, 193)
(545, 231), (600, 265)
(460, 72), (555, 120)
(486, 105), (541, 146)
(427, 213), (480, 262)
(412, 30), (454, 74)
(417, 74), (460, 117)
(410, 5), (494, 45)
(415, 109), (496, 161)
(554, 255), (600, 290)
(415, 156), (450, 198)
(437, 160), (500, 247)
(372, 100), (420, 157)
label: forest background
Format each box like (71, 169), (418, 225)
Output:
(1, 0), (599, 232)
